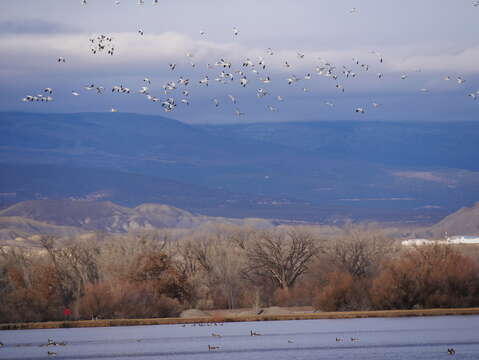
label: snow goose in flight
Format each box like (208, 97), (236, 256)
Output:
(371, 51), (383, 63)
(178, 77), (189, 86)
(420, 88), (429, 93)
(266, 48), (274, 56)
(277, 95), (284, 102)
(71, 91), (80, 96)
(260, 76), (271, 84)
(257, 88), (268, 97)
(181, 99), (189, 105)
(234, 108), (245, 116)
(287, 75), (299, 85)
(44, 88), (53, 94)
(143, 78), (151, 84)
(199, 76), (209, 86)
(401, 74), (408, 80)
(216, 59), (232, 68)
(138, 29), (144, 36)
(325, 101), (334, 107)
(377, 73), (383, 79)
(169, 63), (176, 71)
(457, 77), (466, 84)
(212, 98), (219, 107)
(57, 57), (66, 63)
(355, 107), (365, 114)
(233, 27), (239, 36)
(258, 56), (266, 69)
(111, 108), (118, 112)
(228, 94), (237, 104)
(267, 105), (277, 112)
(297, 52), (305, 59)
(372, 102), (380, 108)
(243, 58), (253, 67)
(240, 77), (249, 87)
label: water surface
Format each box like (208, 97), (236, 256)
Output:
(1, 315), (478, 359)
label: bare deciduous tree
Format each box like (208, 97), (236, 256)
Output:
(326, 225), (395, 278)
(244, 229), (318, 290)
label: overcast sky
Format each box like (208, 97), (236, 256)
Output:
(0, 0), (478, 123)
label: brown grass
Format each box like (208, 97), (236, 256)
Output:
(2, 308), (479, 330)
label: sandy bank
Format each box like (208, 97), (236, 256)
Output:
(2, 307), (479, 331)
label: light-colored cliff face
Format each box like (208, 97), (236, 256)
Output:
(0, 199), (273, 242)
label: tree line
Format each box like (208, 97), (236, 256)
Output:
(1, 224), (478, 323)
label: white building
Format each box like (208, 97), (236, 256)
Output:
(401, 239), (437, 246)
(446, 235), (479, 245)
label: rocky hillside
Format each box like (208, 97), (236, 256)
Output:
(0, 200), (273, 242)
(427, 202), (479, 237)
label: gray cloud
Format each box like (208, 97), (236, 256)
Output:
(0, 19), (79, 35)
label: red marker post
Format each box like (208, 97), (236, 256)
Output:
(63, 308), (71, 320)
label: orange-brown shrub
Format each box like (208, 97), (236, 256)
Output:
(272, 282), (315, 307)
(371, 245), (479, 309)
(77, 281), (182, 319)
(0, 263), (65, 323)
(313, 272), (371, 311)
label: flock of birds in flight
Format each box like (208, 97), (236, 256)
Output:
(20, 0), (479, 118)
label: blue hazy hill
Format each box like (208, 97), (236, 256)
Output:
(1, 112), (478, 224)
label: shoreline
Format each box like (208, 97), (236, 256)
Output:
(2, 308), (479, 331)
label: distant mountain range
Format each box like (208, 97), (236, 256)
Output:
(0, 199), (273, 244)
(0, 199), (477, 245)
(1, 112), (478, 224)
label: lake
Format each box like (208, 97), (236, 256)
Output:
(1, 315), (478, 359)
